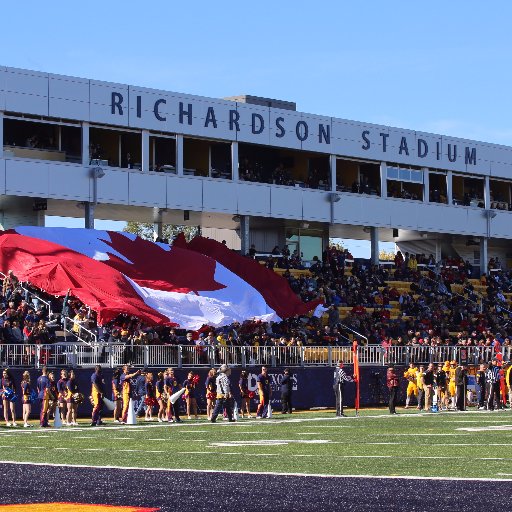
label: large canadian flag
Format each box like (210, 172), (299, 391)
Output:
(0, 227), (318, 329)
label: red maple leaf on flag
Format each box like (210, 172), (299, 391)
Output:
(101, 232), (225, 294)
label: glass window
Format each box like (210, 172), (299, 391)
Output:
(399, 169), (410, 181)
(387, 167), (398, 179)
(411, 170), (423, 183)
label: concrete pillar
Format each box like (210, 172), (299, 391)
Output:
(480, 238), (488, 276)
(231, 141), (239, 181)
(0, 196), (45, 229)
(484, 175), (491, 209)
(422, 167), (429, 203)
(153, 207), (164, 240)
(329, 155), (337, 192)
(85, 202), (95, 229)
(435, 239), (442, 263)
(81, 121), (89, 165)
(176, 134), (184, 176)
(380, 162), (387, 198)
(446, 171), (453, 205)
(370, 227), (379, 265)
(240, 215), (250, 256)
(141, 130), (150, 172)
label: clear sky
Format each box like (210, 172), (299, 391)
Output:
(2, 1), (511, 256)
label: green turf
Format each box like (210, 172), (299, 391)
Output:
(2, 409), (512, 479)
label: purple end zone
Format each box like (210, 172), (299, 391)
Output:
(0, 464), (510, 512)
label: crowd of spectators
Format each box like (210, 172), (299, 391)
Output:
(239, 157), (329, 189)
(1, 244), (512, 364)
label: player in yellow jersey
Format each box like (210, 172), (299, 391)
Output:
(403, 363), (418, 408)
(505, 362), (512, 407)
(416, 365), (425, 410)
(448, 360), (457, 409)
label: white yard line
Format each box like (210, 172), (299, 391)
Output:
(1, 460), (511, 482)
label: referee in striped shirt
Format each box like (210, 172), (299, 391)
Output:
(333, 361), (353, 417)
(486, 359), (502, 411)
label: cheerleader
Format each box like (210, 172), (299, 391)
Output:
(155, 372), (166, 423)
(47, 371), (58, 422)
(144, 372), (155, 421)
(164, 368), (182, 423)
(111, 368), (122, 423)
(1, 368), (17, 427)
(239, 370), (252, 418)
(57, 369), (69, 423)
(183, 371), (198, 420)
(21, 371), (32, 427)
(36, 366), (50, 427)
(66, 369), (79, 426)
(205, 368), (217, 420)
(120, 365), (141, 424)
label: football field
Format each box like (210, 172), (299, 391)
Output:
(2, 409), (512, 511)
(1, 408), (512, 479)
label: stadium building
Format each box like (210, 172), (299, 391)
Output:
(0, 65), (511, 273)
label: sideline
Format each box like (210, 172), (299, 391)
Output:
(0, 460), (511, 482)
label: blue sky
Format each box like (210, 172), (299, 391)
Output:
(2, 1), (511, 256)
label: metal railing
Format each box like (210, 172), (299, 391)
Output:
(62, 316), (98, 346)
(1, 343), (510, 369)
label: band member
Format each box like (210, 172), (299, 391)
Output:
(435, 363), (448, 410)
(448, 361), (457, 409)
(57, 369), (69, 424)
(256, 366), (272, 418)
(47, 371), (58, 421)
(238, 370), (251, 419)
(112, 368), (122, 423)
(36, 366), (50, 427)
(155, 371), (166, 422)
(386, 366), (399, 414)
(333, 362), (353, 417)
(120, 365), (141, 423)
(66, 369), (79, 426)
(164, 368), (182, 423)
(476, 363), (487, 410)
(144, 372), (155, 421)
(91, 365), (105, 426)
(183, 371), (198, 420)
(206, 368), (218, 420)
(1, 368), (17, 427)
(403, 363), (418, 408)
(21, 371), (32, 427)
(281, 368), (293, 414)
(210, 364), (234, 423)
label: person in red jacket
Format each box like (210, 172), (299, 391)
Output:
(386, 366), (399, 415)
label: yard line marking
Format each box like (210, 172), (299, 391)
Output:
(362, 442), (512, 447)
(111, 437), (134, 440)
(3, 460), (512, 482)
(53, 448), (69, 450)
(83, 448), (103, 451)
(458, 425), (512, 432)
(148, 438), (167, 441)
